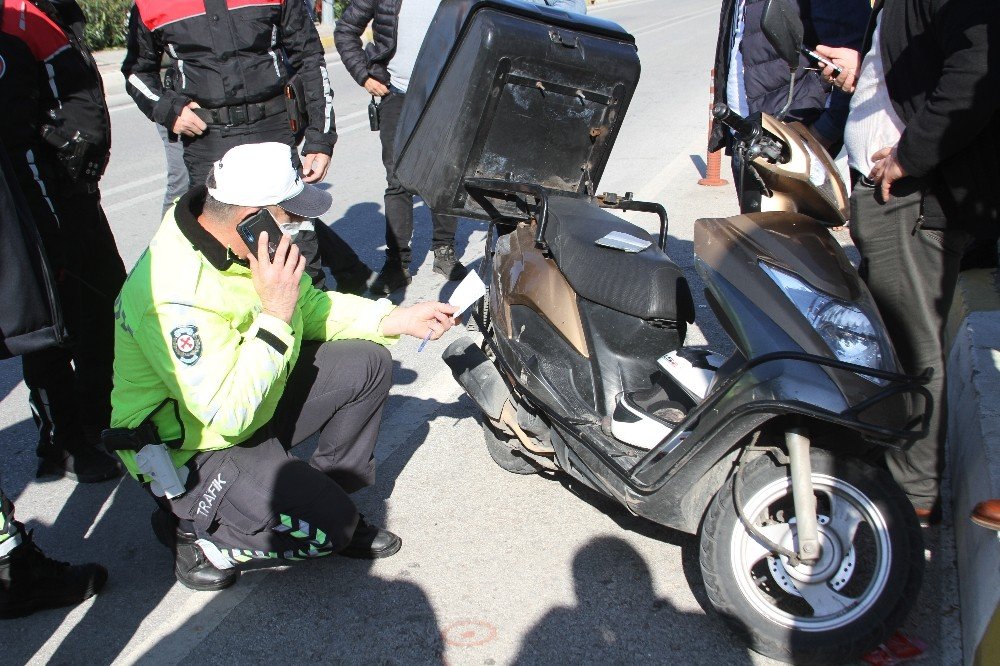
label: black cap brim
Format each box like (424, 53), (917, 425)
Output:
(278, 183), (333, 219)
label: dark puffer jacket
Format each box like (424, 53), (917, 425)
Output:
(710, 0), (870, 152)
(334, 0), (402, 86)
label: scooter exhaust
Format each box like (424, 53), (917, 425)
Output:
(442, 337), (510, 421)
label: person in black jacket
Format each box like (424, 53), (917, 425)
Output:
(710, 0), (870, 212)
(122, 0), (375, 293)
(817, 0), (1000, 523)
(0, 145), (109, 618)
(0, 0), (126, 482)
(335, 0), (468, 295)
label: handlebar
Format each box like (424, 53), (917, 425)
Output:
(712, 103), (785, 164)
(712, 103), (760, 141)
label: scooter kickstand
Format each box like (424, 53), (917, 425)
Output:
(786, 427), (821, 563)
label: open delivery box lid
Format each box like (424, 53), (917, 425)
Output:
(393, 0), (641, 220)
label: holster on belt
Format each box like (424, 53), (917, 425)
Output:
(284, 73), (308, 141)
(102, 400), (189, 499)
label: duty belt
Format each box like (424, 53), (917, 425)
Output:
(193, 95), (287, 127)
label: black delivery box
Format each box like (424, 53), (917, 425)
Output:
(393, 0), (640, 220)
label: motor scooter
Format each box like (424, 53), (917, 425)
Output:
(393, 1), (928, 662)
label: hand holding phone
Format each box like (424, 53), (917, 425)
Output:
(237, 209), (284, 262)
(801, 47), (843, 78)
(244, 217), (306, 324)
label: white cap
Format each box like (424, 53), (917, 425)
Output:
(207, 142), (332, 218)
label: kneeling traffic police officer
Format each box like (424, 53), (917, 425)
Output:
(108, 142), (455, 590)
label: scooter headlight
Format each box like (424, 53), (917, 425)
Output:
(760, 263), (893, 385)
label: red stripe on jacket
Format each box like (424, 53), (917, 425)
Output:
(1, 0), (69, 62)
(134, 0), (284, 31)
(134, 0), (207, 31)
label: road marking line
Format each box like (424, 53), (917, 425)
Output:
(630, 7), (716, 38)
(102, 172), (166, 197)
(103, 189), (163, 214)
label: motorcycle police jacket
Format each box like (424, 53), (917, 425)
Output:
(110, 188), (397, 480)
(0, 0), (112, 178)
(122, 0), (337, 156)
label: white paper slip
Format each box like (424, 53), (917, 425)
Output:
(594, 231), (651, 253)
(448, 270), (487, 317)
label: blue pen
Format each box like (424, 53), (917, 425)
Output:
(417, 329), (432, 352)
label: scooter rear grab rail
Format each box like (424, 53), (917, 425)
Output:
(464, 178), (669, 251)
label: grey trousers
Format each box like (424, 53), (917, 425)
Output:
(167, 340), (393, 561)
(157, 124), (189, 219)
(849, 178), (970, 510)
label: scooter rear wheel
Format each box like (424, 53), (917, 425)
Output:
(482, 422), (543, 475)
(699, 449), (923, 664)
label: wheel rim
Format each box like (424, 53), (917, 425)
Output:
(730, 473), (892, 631)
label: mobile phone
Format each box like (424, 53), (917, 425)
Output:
(368, 96), (381, 131)
(801, 47), (843, 78)
(236, 209), (284, 262)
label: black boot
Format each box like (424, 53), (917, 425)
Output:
(173, 530), (239, 591)
(432, 246), (468, 281)
(369, 261), (412, 296)
(0, 531), (107, 619)
(31, 390), (121, 483)
(340, 514), (401, 559)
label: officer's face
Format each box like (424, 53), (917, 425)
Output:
(268, 205), (309, 227)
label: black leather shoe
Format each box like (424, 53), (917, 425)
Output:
(432, 246), (468, 281)
(37, 446), (121, 484)
(173, 531), (239, 591)
(340, 515), (401, 559)
(369, 262), (412, 296)
(0, 530), (107, 618)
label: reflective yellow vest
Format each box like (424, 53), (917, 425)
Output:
(110, 209), (396, 479)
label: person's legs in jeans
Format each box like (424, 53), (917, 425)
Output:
(850, 180), (969, 512)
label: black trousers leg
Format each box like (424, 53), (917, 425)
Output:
(378, 93), (456, 265)
(13, 156), (125, 450)
(167, 341), (393, 560)
(850, 180), (970, 509)
(0, 487), (23, 554)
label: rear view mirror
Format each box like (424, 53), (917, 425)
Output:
(761, 0), (804, 70)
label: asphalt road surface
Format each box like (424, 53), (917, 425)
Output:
(0, 1), (962, 664)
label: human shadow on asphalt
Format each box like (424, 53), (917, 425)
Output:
(0, 357), (25, 404)
(0, 431), (177, 666)
(512, 536), (753, 664)
(115, 394), (470, 663)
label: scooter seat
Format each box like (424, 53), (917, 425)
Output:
(545, 195), (694, 323)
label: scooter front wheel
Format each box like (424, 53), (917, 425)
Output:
(699, 449), (923, 664)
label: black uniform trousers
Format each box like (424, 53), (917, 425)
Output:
(849, 175), (970, 511)
(180, 112), (368, 288)
(378, 92), (457, 266)
(8, 150), (126, 454)
(166, 340), (392, 561)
